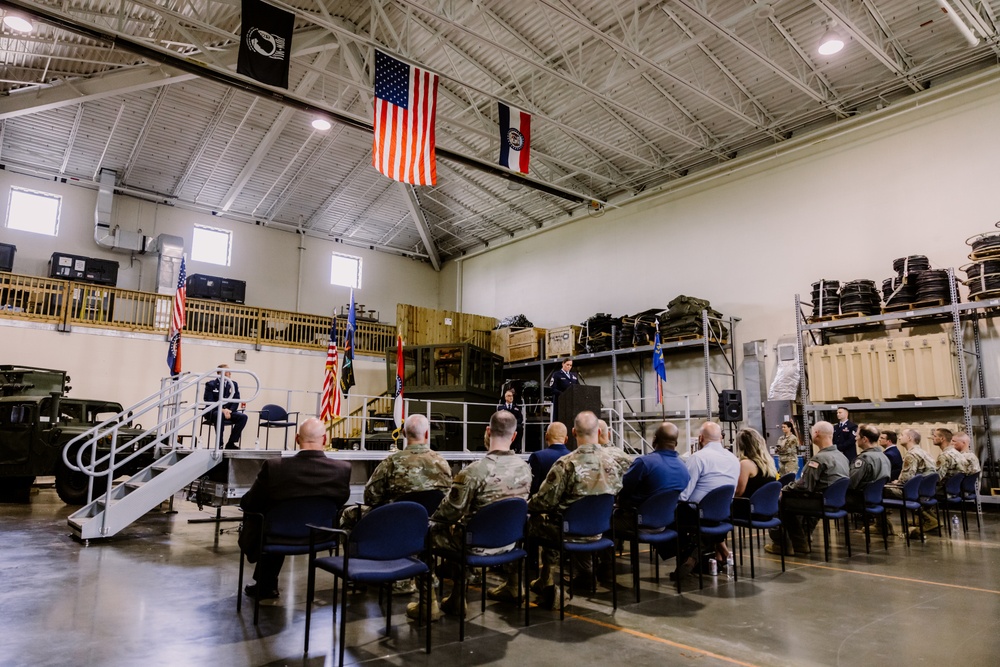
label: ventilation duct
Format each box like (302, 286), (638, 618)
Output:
(94, 168), (151, 254)
(149, 234), (185, 295)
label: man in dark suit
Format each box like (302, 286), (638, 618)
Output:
(549, 358), (579, 421)
(203, 364), (248, 449)
(526, 422), (570, 495)
(832, 407), (859, 464)
(239, 417), (352, 600)
(879, 430), (903, 481)
(496, 388), (524, 453)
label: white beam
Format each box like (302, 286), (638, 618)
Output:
(399, 183), (441, 272)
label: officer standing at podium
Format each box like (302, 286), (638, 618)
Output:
(549, 358), (579, 419)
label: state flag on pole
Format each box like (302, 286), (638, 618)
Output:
(237, 0), (294, 89)
(372, 50), (439, 185)
(393, 332), (405, 428)
(166, 257), (186, 376)
(498, 102), (531, 175)
(652, 320), (667, 405)
(340, 290), (356, 395)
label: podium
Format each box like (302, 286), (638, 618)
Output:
(556, 384), (601, 435)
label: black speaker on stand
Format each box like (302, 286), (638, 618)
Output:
(719, 389), (743, 422)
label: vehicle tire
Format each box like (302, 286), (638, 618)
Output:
(0, 476), (34, 503)
(55, 461), (90, 505)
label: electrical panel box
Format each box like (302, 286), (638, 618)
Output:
(0, 243), (14, 273)
(186, 273), (246, 304)
(48, 252), (119, 286)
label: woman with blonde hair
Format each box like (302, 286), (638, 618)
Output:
(735, 427), (778, 498)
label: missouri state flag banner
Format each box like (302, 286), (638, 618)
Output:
(498, 102), (531, 174)
(373, 50), (439, 185)
(237, 0), (294, 88)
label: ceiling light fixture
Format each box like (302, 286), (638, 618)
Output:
(817, 23), (845, 56)
(311, 117), (331, 131)
(2, 13), (34, 33)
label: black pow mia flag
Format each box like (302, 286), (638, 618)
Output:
(237, 0), (294, 88)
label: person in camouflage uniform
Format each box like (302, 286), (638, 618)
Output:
(883, 429), (937, 534)
(775, 421), (800, 477)
(406, 410), (531, 619)
(597, 418), (635, 475)
(933, 428), (963, 491)
(527, 411), (624, 608)
(340, 413), (452, 530)
(953, 432), (982, 475)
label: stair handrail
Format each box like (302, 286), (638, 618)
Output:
(62, 367), (260, 505)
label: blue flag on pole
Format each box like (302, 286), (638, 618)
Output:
(652, 319), (666, 404)
(340, 290), (356, 394)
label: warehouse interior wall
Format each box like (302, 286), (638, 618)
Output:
(0, 170), (444, 320)
(458, 71), (1000, 435)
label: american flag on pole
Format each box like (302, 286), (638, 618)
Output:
(320, 319), (341, 423)
(372, 50), (439, 186)
(166, 257), (186, 376)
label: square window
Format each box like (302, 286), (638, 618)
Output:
(330, 252), (362, 289)
(191, 225), (232, 266)
(6, 187), (61, 236)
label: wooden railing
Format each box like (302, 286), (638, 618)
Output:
(0, 271), (396, 356)
(328, 392), (394, 439)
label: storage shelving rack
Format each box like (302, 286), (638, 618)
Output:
(794, 269), (1000, 490)
(504, 311), (739, 445)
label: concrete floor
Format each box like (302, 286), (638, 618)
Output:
(2, 488), (999, 667)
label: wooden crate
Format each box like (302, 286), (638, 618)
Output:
(396, 304), (498, 345)
(509, 340), (541, 362)
(491, 327), (511, 361)
(546, 325), (582, 359)
(508, 327), (546, 347)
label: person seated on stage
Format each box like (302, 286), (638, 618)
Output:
(673, 421), (740, 575)
(203, 364), (248, 449)
(765, 421), (849, 556)
(239, 418), (352, 600)
(597, 418), (634, 474)
(527, 411), (624, 608)
(527, 422), (570, 496)
(879, 430), (903, 481)
(883, 428), (937, 535)
(407, 410), (531, 620)
(496, 388), (524, 453)
(953, 432), (982, 475)
(846, 424), (891, 513)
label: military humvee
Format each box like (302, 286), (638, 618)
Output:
(0, 365), (155, 504)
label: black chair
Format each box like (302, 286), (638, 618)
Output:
(614, 489), (681, 600)
(200, 409), (245, 448)
(256, 404), (299, 450)
(778, 472), (796, 487)
(860, 477), (889, 553)
(304, 501), (431, 666)
(961, 471), (982, 532)
(237, 496), (341, 625)
(534, 493), (617, 620)
(882, 474), (923, 547)
(732, 481), (783, 579)
(939, 472), (965, 535)
(680, 484), (736, 590)
(431, 497), (529, 640)
(918, 472), (941, 538)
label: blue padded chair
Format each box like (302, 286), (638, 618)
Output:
(960, 471), (981, 532)
(939, 472), (965, 535)
(778, 472), (796, 487)
(883, 474), (923, 547)
(431, 497), (529, 640)
(395, 489), (446, 516)
(861, 477), (889, 553)
(680, 484), (736, 590)
(256, 404), (299, 450)
(534, 493), (617, 620)
(917, 472), (941, 538)
(793, 477), (850, 562)
(304, 501), (431, 666)
(614, 489), (681, 601)
(732, 481), (783, 579)
(237, 496), (342, 625)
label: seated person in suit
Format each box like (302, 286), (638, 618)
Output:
(239, 418), (352, 600)
(527, 422), (570, 495)
(879, 430), (903, 482)
(203, 364), (248, 449)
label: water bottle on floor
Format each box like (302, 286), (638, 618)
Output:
(951, 515), (961, 540)
(726, 554), (735, 579)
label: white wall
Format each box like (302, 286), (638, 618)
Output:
(459, 72), (1000, 423)
(0, 171), (444, 320)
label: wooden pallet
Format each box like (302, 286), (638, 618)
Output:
(882, 298), (946, 313)
(806, 311), (865, 323)
(661, 333), (729, 344)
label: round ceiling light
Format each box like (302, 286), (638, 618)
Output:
(311, 118), (332, 131)
(818, 27), (845, 55)
(3, 14), (34, 33)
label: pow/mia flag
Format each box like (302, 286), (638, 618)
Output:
(237, 0), (294, 88)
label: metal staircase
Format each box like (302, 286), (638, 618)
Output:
(65, 368), (260, 541)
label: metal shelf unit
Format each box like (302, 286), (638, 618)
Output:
(504, 311), (739, 444)
(794, 271), (999, 487)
